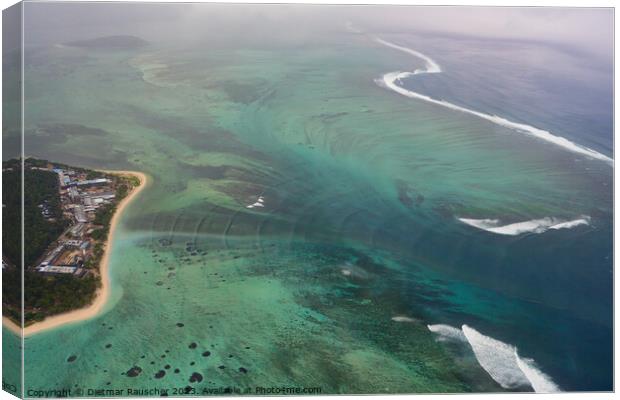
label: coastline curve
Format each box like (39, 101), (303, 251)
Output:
(2, 170), (149, 337)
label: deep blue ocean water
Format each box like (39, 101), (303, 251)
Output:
(390, 32), (613, 391)
(399, 33), (613, 157)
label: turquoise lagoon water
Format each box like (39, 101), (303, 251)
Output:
(3, 12), (613, 395)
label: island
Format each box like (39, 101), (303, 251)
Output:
(2, 158), (147, 335)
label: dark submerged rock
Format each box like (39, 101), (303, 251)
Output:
(126, 366), (142, 377)
(189, 372), (203, 383)
(188, 342), (197, 349)
(202, 351), (211, 357)
(67, 355), (77, 363)
(239, 367), (248, 374)
(154, 370), (166, 379)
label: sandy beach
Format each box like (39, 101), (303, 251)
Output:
(2, 170), (149, 337)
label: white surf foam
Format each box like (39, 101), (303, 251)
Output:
(548, 217), (590, 230)
(374, 37), (613, 166)
(374, 38), (441, 74)
(246, 196), (265, 209)
(458, 216), (590, 235)
(515, 351), (561, 393)
(392, 316), (417, 323)
(427, 324), (467, 342)
(427, 324), (560, 392)
(462, 325), (531, 389)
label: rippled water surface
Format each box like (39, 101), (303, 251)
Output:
(4, 8), (613, 394)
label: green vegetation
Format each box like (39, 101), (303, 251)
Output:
(4, 269), (101, 324)
(2, 159), (69, 268)
(86, 170), (103, 180)
(24, 168), (70, 266)
(84, 243), (104, 270)
(115, 176), (138, 201)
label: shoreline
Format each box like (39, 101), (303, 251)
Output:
(2, 170), (149, 337)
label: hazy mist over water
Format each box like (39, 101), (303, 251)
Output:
(23, 4), (613, 56)
(20, 3), (613, 157)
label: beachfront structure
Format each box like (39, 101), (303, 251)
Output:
(83, 192), (115, 207)
(38, 243), (65, 267)
(74, 178), (110, 187)
(92, 192), (115, 200)
(37, 265), (78, 274)
(65, 240), (85, 248)
(74, 205), (88, 223)
(70, 223), (85, 237)
(68, 186), (79, 200)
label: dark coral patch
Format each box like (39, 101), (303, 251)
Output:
(154, 370), (166, 379)
(202, 351), (211, 357)
(188, 342), (197, 349)
(239, 367), (248, 374)
(67, 355), (77, 363)
(126, 366), (142, 378)
(105, 344), (112, 349)
(189, 372), (203, 383)
(176, 323), (184, 327)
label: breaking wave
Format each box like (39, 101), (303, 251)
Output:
(457, 216), (590, 235)
(427, 324), (467, 342)
(515, 351), (561, 393)
(391, 316), (418, 323)
(427, 324), (560, 392)
(374, 37), (613, 166)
